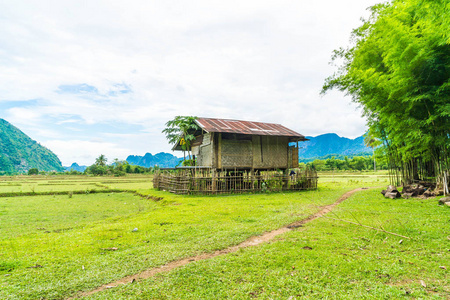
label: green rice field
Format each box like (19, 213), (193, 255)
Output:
(0, 173), (448, 299)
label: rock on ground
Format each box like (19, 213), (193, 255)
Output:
(438, 197), (450, 205)
(381, 185), (401, 199)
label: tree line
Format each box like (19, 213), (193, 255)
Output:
(80, 155), (156, 176)
(300, 156), (388, 172)
(25, 155), (158, 176)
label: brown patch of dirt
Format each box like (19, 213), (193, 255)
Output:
(69, 187), (367, 299)
(387, 278), (448, 296)
(386, 279), (417, 286)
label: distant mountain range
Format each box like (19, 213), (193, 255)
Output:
(0, 118), (370, 174)
(298, 133), (372, 161)
(64, 163), (87, 172)
(126, 152), (183, 168)
(63, 134), (372, 171)
(0, 119), (64, 174)
(64, 153), (183, 171)
(121, 134), (371, 168)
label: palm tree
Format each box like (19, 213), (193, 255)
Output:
(95, 154), (107, 166)
(162, 116), (200, 163)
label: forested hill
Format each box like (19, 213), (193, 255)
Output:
(298, 133), (371, 159)
(0, 119), (64, 174)
(126, 152), (182, 168)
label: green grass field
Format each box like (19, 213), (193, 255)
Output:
(0, 173), (448, 299)
(0, 175), (154, 194)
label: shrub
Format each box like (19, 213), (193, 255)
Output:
(28, 168), (38, 175)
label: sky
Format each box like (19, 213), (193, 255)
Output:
(0, 0), (382, 166)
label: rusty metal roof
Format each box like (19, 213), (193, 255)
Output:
(195, 117), (307, 140)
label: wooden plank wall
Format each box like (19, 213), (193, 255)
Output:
(196, 133), (290, 170)
(252, 136), (288, 169)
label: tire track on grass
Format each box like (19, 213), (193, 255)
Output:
(70, 187), (367, 299)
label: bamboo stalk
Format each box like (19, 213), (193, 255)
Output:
(324, 217), (411, 239)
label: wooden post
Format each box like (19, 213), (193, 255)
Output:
(212, 169), (217, 193)
(218, 133), (222, 169)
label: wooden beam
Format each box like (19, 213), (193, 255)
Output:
(218, 133), (222, 169)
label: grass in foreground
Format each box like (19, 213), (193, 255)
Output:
(85, 189), (450, 299)
(0, 175), (374, 299)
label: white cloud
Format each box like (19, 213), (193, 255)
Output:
(0, 0), (380, 164)
(6, 107), (43, 125)
(43, 139), (133, 166)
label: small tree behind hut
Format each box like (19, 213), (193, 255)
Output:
(162, 116), (200, 165)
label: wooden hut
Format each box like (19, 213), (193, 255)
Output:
(172, 117), (308, 171)
(154, 117), (317, 194)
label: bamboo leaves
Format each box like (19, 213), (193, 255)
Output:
(323, 0), (450, 188)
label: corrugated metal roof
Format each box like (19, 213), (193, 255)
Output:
(195, 117), (307, 140)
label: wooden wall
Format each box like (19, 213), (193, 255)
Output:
(251, 136), (288, 169)
(197, 132), (213, 167)
(221, 138), (253, 168)
(196, 132), (290, 170)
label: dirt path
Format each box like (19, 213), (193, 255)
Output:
(70, 187), (367, 299)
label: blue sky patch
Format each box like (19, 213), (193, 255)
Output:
(0, 99), (40, 110)
(108, 83), (132, 96)
(56, 84), (99, 95)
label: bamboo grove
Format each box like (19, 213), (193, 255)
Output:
(322, 0), (450, 192)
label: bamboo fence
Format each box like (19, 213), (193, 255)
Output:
(153, 168), (318, 195)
